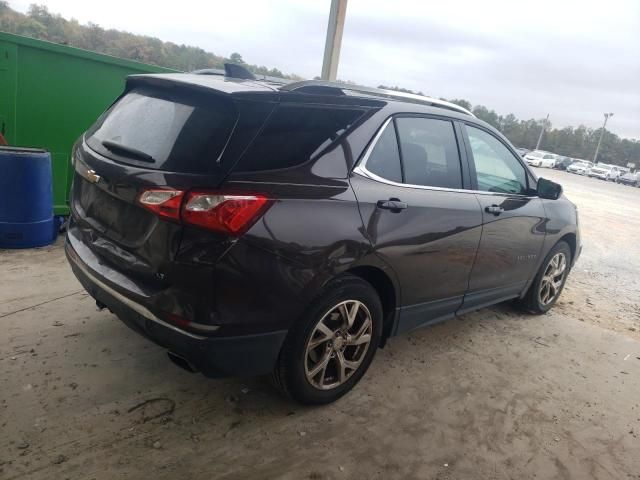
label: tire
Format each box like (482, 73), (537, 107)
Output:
(272, 275), (383, 405)
(516, 241), (571, 314)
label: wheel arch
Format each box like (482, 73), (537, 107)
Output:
(559, 232), (577, 263)
(345, 265), (399, 345)
(519, 230), (577, 300)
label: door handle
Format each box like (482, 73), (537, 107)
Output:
(377, 198), (408, 212)
(485, 205), (504, 215)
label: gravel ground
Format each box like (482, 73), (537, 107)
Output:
(1, 169), (639, 479)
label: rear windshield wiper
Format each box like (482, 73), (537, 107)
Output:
(101, 139), (155, 163)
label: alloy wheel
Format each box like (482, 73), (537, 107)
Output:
(304, 300), (373, 390)
(539, 253), (567, 306)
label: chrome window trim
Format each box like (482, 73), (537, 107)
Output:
(354, 116), (537, 199)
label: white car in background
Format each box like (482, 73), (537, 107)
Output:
(587, 163), (622, 181)
(524, 150), (558, 168)
(567, 159), (593, 175)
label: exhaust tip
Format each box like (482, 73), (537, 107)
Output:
(167, 351), (198, 373)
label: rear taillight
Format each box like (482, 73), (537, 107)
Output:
(138, 189), (184, 221)
(137, 188), (271, 235)
(182, 191), (271, 235)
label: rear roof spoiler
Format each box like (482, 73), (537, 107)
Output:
(191, 63), (256, 80)
(191, 63), (294, 86)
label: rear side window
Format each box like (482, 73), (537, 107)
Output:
(235, 104), (365, 172)
(395, 117), (463, 189)
(86, 87), (237, 173)
(365, 122), (402, 183)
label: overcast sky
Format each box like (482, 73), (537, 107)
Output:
(10, 0), (640, 138)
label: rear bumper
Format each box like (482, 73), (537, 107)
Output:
(65, 239), (287, 378)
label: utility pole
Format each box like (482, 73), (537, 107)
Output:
(321, 0), (348, 81)
(593, 113), (614, 164)
(535, 113), (549, 150)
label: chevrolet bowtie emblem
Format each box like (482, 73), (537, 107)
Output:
(86, 169), (101, 184)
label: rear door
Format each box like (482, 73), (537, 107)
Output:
(459, 124), (546, 312)
(351, 115), (483, 334)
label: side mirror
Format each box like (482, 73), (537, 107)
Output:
(537, 177), (562, 200)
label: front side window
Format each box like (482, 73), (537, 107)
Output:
(394, 117), (463, 189)
(466, 125), (528, 195)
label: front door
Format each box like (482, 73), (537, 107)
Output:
(351, 116), (483, 334)
(460, 124), (546, 312)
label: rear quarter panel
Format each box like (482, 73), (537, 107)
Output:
(216, 178), (373, 332)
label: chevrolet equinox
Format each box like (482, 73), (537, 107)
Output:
(66, 66), (581, 404)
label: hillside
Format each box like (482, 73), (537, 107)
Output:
(0, 2), (299, 78)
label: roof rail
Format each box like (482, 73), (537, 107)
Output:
(280, 80), (474, 117)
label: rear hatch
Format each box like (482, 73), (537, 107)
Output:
(70, 77), (275, 285)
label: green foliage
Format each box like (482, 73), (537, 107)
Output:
(0, 3), (300, 78)
(228, 52), (244, 64)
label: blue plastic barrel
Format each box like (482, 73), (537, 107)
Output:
(0, 146), (56, 248)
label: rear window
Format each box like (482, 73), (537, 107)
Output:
(235, 104), (365, 172)
(86, 87), (237, 173)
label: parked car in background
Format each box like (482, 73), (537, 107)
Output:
(553, 156), (574, 170)
(588, 163), (621, 181)
(616, 172), (640, 187)
(525, 150), (558, 168)
(515, 147), (529, 157)
(567, 159), (593, 175)
(64, 71), (581, 404)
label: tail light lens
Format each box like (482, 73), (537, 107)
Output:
(182, 191), (271, 235)
(138, 189), (184, 221)
(137, 188), (271, 235)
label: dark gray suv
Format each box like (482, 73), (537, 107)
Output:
(66, 67), (581, 404)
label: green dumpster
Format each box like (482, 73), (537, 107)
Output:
(0, 31), (178, 215)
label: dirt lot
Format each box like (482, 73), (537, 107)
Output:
(1, 169), (639, 480)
